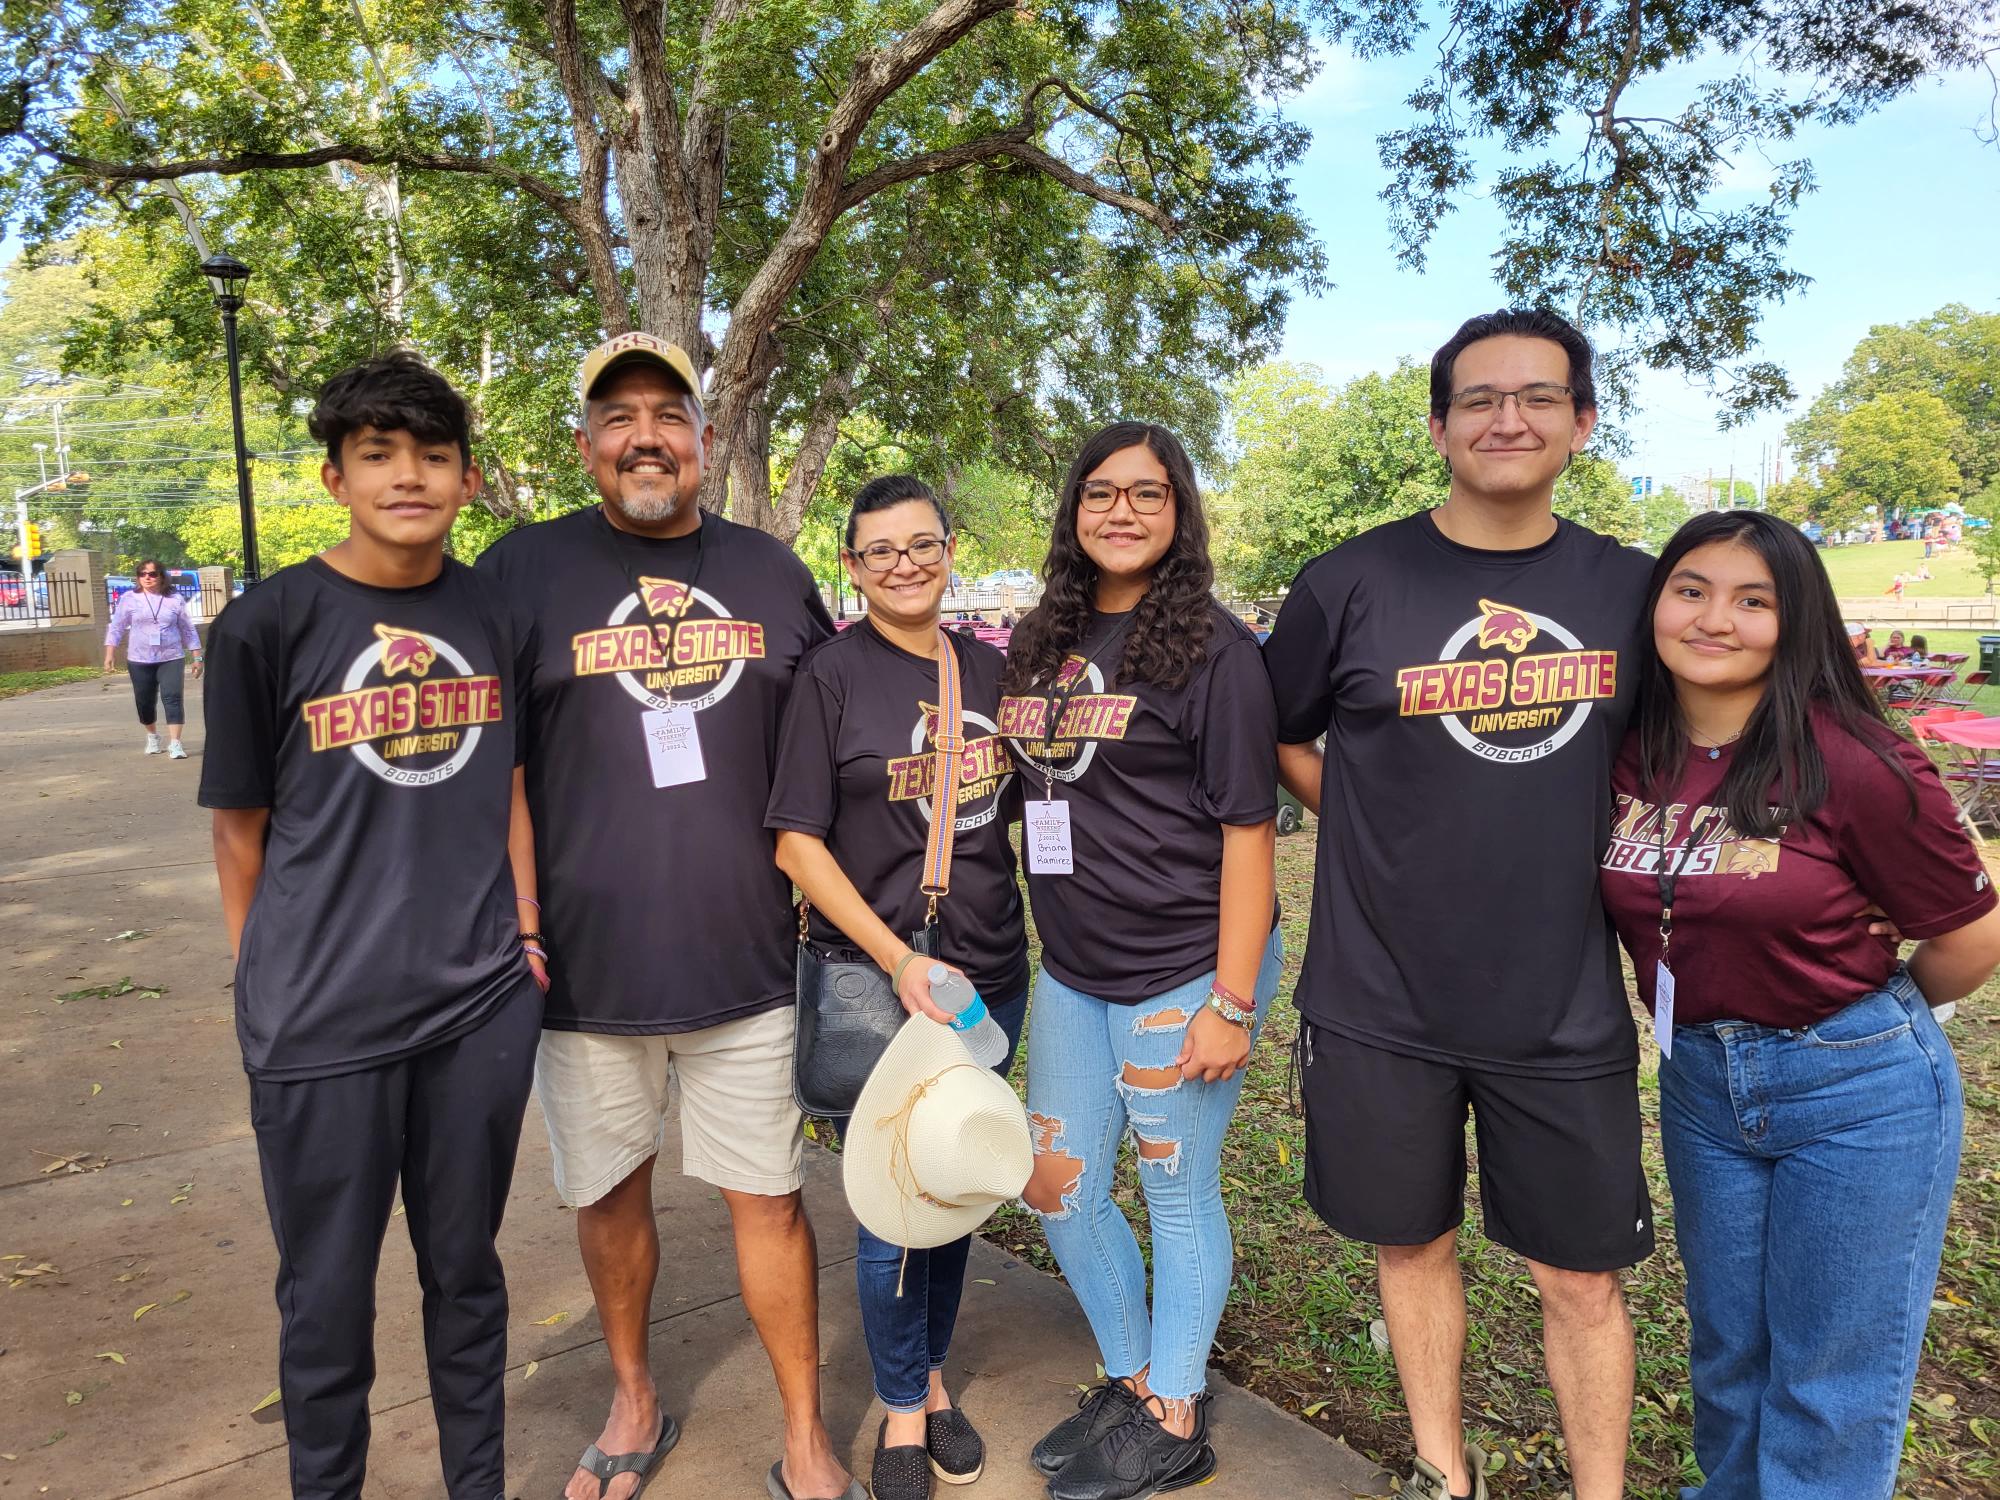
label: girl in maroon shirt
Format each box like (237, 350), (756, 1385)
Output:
(1601, 510), (2000, 1500)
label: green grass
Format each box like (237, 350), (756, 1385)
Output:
(975, 830), (2000, 1500)
(1818, 538), (1993, 600)
(0, 666), (103, 701)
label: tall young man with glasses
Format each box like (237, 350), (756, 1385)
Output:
(477, 334), (856, 1500)
(1262, 310), (1652, 1500)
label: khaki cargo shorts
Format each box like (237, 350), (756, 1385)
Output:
(534, 1005), (803, 1207)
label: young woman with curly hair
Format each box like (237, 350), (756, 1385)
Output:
(1000, 421), (1280, 1500)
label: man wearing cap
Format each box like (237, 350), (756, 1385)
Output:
(479, 334), (851, 1500)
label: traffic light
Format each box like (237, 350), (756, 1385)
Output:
(10, 523), (41, 561)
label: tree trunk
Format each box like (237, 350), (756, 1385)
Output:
(729, 390), (775, 529)
(770, 367), (858, 545)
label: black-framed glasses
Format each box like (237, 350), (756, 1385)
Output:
(849, 537), (949, 572)
(137, 570), (161, 578)
(1448, 383), (1573, 417)
(1078, 479), (1173, 514)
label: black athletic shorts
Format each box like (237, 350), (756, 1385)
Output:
(1297, 1022), (1655, 1272)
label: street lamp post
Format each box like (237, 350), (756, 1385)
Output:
(200, 254), (259, 587)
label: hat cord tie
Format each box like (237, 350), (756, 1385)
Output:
(875, 1062), (983, 1295)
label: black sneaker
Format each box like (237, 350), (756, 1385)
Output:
(1031, 1379), (1143, 1477)
(1045, 1397), (1215, 1500)
(870, 1418), (931, 1500)
(924, 1406), (984, 1485)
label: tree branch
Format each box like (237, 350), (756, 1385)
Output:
(542, 0), (630, 330)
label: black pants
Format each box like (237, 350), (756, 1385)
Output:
(128, 657), (185, 726)
(247, 979), (540, 1500)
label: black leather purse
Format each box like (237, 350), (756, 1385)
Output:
(792, 628), (967, 1118)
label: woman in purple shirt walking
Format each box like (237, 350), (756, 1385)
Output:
(103, 559), (202, 759)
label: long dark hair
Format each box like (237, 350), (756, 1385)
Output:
(135, 559), (171, 595)
(1637, 511), (1913, 837)
(1001, 422), (1215, 695)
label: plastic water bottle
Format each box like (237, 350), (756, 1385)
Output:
(928, 964), (1009, 1068)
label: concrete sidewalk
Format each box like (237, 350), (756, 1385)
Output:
(0, 674), (1390, 1500)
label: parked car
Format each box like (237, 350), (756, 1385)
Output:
(975, 568), (1037, 590)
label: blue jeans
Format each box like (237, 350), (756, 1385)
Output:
(1024, 928), (1283, 1405)
(1661, 968), (1963, 1500)
(833, 989), (1026, 1412)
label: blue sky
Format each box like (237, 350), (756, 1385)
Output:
(1276, 41), (2000, 498)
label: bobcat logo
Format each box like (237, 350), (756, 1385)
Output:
(1717, 839), (1781, 879)
(1474, 599), (1540, 655)
(374, 624), (438, 679)
(638, 576), (694, 618)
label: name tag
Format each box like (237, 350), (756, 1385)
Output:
(1654, 962), (1676, 1059)
(1025, 798), (1073, 875)
(641, 704), (706, 788)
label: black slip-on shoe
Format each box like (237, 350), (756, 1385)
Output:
(1030, 1379), (1142, 1477)
(870, 1419), (932, 1500)
(1044, 1399), (1215, 1500)
(924, 1406), (984, 1485)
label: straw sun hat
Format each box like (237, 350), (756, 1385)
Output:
(843, 1015), (1032, 1250)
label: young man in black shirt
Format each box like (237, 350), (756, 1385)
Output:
(201, 353), (543, 1500)
(478, 335), (854, 1500)
(1262, 310), (1651, 1500)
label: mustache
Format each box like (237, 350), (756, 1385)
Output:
(618, 449), (679, 474)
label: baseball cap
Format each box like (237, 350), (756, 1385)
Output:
(576, 331), (701, 407)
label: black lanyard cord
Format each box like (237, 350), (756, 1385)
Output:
(1654, 801), (1714, 956)
(601, 508), (706, 668)
(1040, 620), (1129, 754)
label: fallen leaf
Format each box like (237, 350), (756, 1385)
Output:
(0, 1451), (15, 1460)
(973, 1278), (996, 1285)
(802, 1119), (818, 1141)
(1302, 1399), (1331, 1417)
(133, 1303), (159, 1321)
(33, 1149), (108, 1175)
(522, 1360), (539, 1380)
(95, 1351), (126, 1365)
(64, 1391), (82, 1407)
(106, 930), (149, 942)
(170, 1290), (191, 1304)
(42, 1429), (65, 1447)
(531, 1312), (568, 1327)
(57, 978), (135, 1004)
(250, 1389), (282, 1414)
(391, 1204), (405, 1217)
(0, 1254), (24, 1261)
(119, 1199), (133, 1208)
(1276, 1137), (1290, 1168)
(90, 1083), (102, 1097)
(108, 1040), (122, 1050)
(169, 1195), (188, 1205)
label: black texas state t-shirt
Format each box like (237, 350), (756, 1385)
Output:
(198, 557), (531, 1081)
(1262, 511), (1653, 1077)
(478, 507), (833, 1032)
(765, 620), (1029, 1002)
(1001, 601), (1278, 1004)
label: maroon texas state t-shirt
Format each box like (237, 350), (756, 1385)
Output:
(1600, 709), (1994, 1028)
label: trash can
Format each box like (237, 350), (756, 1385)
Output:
(1981, 635), (2000, 678)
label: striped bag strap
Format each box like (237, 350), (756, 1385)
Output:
(919, 627), (966, 917)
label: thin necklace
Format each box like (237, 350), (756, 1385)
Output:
(1689, 727), (1743, 761)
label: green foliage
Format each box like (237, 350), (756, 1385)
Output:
(1213, 360), (1636, 593)
(1969, 480), (2000, 592)
(1789, 305), (2000, 494)
(1641, 486), (1693, 551)
(1822, 390), (1966, 520)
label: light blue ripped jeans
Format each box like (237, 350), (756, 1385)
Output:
(1024, 927), (1283, 1408)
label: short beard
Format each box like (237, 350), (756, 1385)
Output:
(607, 486), (689, 525)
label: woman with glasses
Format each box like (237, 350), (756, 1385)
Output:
(1001, 422), (1280, 1500)
(768, 474), (1029, 1500)
(104, 559), (202, 759)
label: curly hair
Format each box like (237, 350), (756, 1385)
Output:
(1001, 422), (1216, 697)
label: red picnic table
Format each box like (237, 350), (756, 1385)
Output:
(1863, 665), (1956, 721)
(1927, 716), (2000, 837)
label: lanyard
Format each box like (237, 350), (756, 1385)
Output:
(1037, 620), (1127, 796)
(601, 509), (706, 670)
(1654, 801), (1713, 962)
(142, 591), (165, 625)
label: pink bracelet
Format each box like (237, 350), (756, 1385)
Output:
(516, 896), (541, 910)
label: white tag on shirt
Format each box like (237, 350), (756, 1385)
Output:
(1025, 798), (1074, 875)
(641, 704), (706, 789)
(1654, 962), (1676, 1060)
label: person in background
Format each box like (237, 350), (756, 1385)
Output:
(1882, 630), (1911, 661)
(1909, 633), (1931, 661)
(1849, 624), (1883, 667)
(768, 474), (1029, 1500)
(1003, 421), (1281, 1500)
(104, 559), (202, 758)
(1601, 509), (2000, 1499)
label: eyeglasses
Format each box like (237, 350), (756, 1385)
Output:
(1078, 479), (1173, 514)
(849, 537), (948, 573)
(137, 571), (161, 578)
(1448, 384), (1574, 417)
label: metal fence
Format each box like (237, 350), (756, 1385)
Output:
(0, 571), (90, 626)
